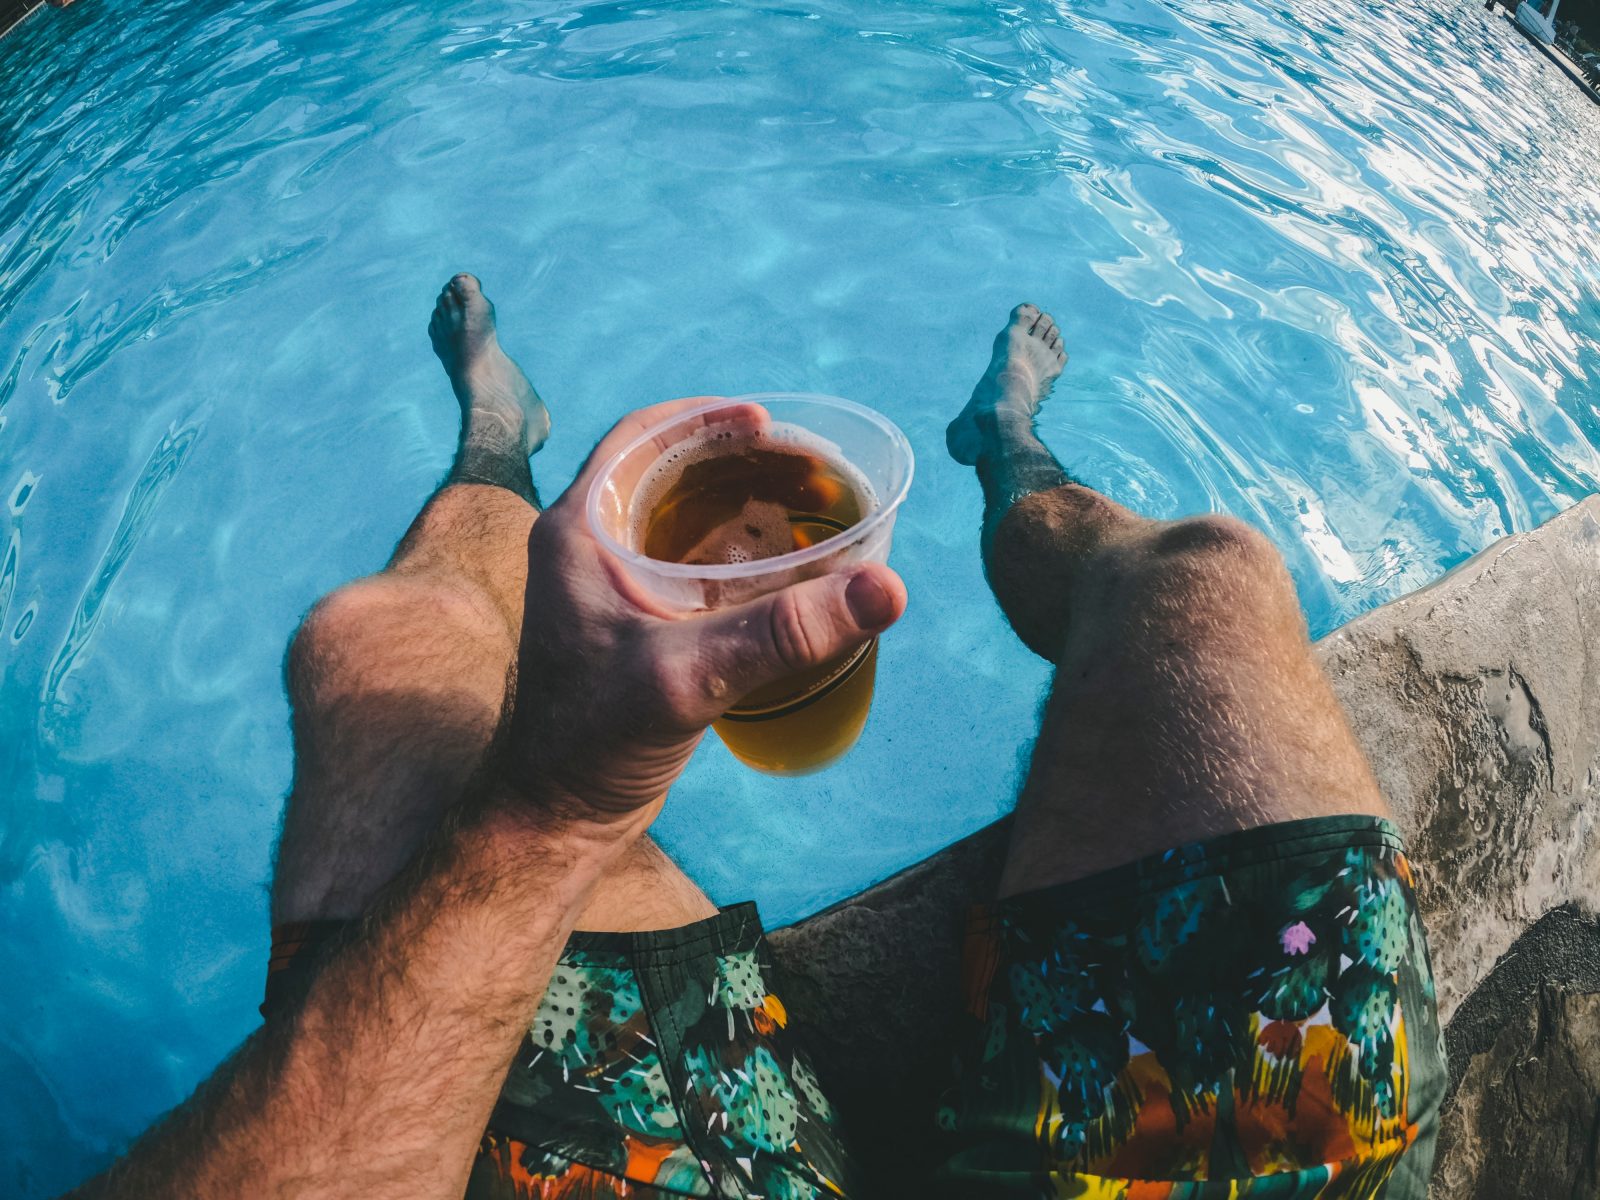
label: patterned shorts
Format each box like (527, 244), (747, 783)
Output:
(264, 903), (854, 1199)
(935, 815), (1447, 1199)
(264, 816), (1444, 1199)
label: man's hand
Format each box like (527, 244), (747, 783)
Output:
(499, 398), (908, 818)
(67, 398), (904, 1200)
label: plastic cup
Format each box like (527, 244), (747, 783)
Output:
(587, 393), (914, 774)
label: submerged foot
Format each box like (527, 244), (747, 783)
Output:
(946, 303), (1067, 466)
(429, 273), (552, 458)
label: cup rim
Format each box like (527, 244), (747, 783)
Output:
(585, 392), (915, 581)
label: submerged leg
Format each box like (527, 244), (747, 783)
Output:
(426, 272), (547, 505)
(947, 302), (1388, 893)
(272, 273), (715, 930)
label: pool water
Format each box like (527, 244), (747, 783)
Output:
(3, 0), (1598, 1189)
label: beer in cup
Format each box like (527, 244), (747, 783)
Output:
(587, 394), (913, 774)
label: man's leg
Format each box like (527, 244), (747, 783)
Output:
(947, 304), (1388, 893)
(271, 273), (715, 930)
(269, 277), (856, 1200)
(935, 306), (1441, 1197)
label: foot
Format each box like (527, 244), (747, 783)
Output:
(429, 273), (551, 456)
(946, 303), (1066, 466)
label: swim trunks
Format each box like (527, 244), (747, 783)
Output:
(264, 816), (1444, 1198)
(934, 814), (1446, 1198)
(264, 902), (857, 1199)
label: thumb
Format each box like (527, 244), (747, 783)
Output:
(681, 564), (907, 721)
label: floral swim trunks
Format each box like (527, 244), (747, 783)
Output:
(264, 815), (1444, 1199)
(264, 903), (856, 1199)
(934, 814), (1447, 1198)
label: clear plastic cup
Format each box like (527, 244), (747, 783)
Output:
(587, 393), (914, 774)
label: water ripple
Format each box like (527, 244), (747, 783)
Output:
(0, 525), (18, 640)
(39, 416), (203, 740)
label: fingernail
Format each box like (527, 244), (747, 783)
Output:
(846, 570), (895, 629)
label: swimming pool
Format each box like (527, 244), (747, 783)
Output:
(3, 0), (1598, 1189)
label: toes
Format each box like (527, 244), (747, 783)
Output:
(450, 272), (482, 297)
(1033, 312), (1055, 341)
(1010, 302), (1040, 327)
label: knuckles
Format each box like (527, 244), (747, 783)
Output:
(765, 587), (822, 675)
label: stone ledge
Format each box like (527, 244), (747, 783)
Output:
(1434, 906), (1600, 1197)
(769, 495), (1600, 1195)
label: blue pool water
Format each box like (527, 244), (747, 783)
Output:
(4, 0), (1599, 1189)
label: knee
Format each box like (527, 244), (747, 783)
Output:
(286, 582), (387, 700)
(1149, 514), (1281, 572)
(286, 579), (490, 702)
(1130, 514), (1293, 611)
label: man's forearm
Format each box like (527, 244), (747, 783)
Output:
(74, 794), (647, 1200)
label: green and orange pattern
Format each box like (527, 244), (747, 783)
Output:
(267, 818), (1442, 1199)
(267, 906), (852, 1199)
(466, 905), (855, 1200)
(934, 816), (1446, 1199)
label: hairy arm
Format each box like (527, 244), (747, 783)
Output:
(65, 398), (904, 1200)
(72, 794), (649, 1200)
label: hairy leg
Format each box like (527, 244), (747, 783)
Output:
(948, 304), (1388, 897)
(272, 274), (715, 929)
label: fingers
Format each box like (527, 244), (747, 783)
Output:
(604, 396), (725, 449)
(562, 395), (773, 515)
(672, 564), (907, 723)
(565, 396), (725, 499)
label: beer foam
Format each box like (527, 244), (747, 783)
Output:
(628, 422), (877, 565)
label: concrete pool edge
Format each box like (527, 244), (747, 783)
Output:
(769, 492), (1600, 1196)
